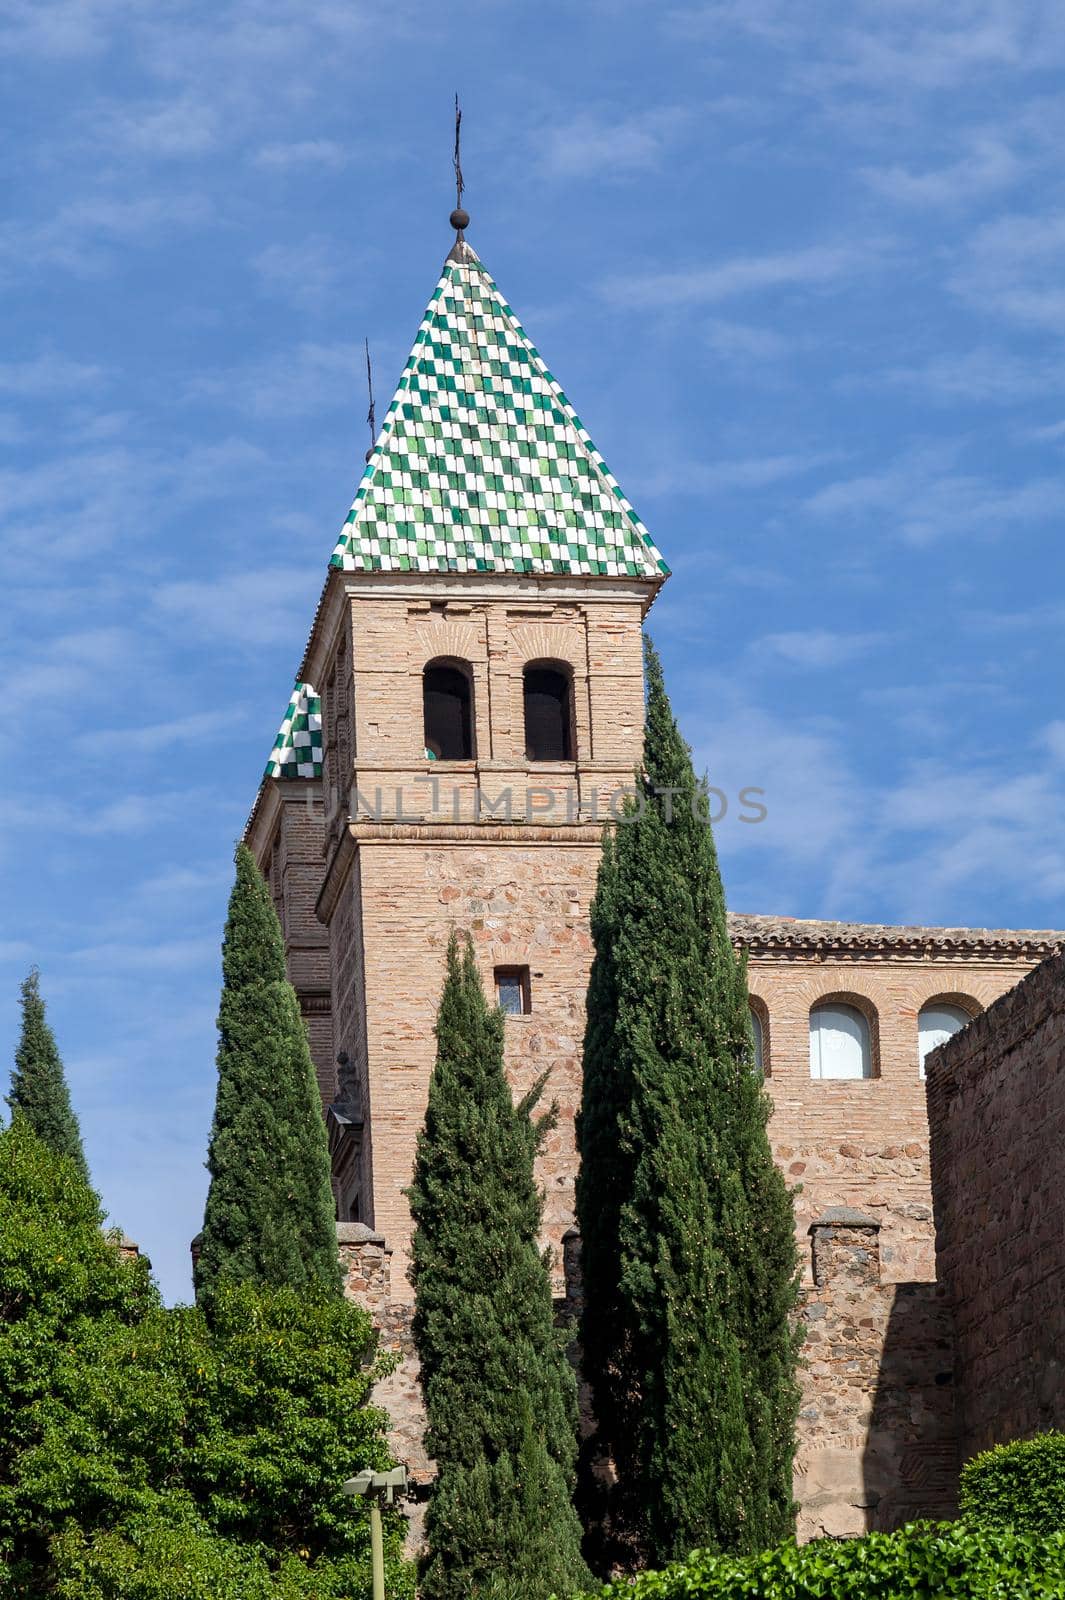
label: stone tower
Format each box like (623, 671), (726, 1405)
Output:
(245, 226), (668, 1298)
(242, 211), (1065, 1531)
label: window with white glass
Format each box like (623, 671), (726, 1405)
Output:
(918, 1003), (971, 1078)
(809, 1002), (873, 1080)
(750, 1006), (764, 1074)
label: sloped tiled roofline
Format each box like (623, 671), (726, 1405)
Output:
(729, 912), (1064, 957)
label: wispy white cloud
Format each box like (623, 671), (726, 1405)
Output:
(803, 449), (1065, 545)
(0, 939), (34, 965)
(0, 788), (213, 841)
(151, 565), (322, 647)
(84, 94), (220, 157)
(951, 212), (1065, 332)
(669, 1), (1065, 94)
(538, 108), (689, 179)
(704, 318), (795, 364)
(0, 193), (210, 282)
(191, 340), (364, 418)
(0, 351), (105, 395)
(254, 138), (348, 172)
(754, 629), (885, 669)
(75, 710), (249, 759)
(685, 689), (1065, 923)
(0, 436), (268, 580)
(637, 450), (836, 498)
(865, 346), (1065, 405)
(69, 936), (216, 972)
(1042, 721), (1065, 765)
(602, 241), (879, 309)
(252, 237), (342, 310)
(862, 133), (1020, 209)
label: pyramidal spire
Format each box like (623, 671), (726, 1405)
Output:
(329, 216), (668, 580)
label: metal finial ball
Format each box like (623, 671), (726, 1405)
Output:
(450, 207), (470, 232)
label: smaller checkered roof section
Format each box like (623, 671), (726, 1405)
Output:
(330, 244), (668, 579)
(265, 682), (322, 780)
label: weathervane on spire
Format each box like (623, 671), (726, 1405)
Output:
(450, 93), (469, 238)
(364, 338), (376, 464)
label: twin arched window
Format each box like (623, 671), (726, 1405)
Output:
(422, 658), (574, 762)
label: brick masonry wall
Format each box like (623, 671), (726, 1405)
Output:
(258, 785), (336, 1105)
(928, 950), (1065, 1459)
(353, 825), (601, 1298)
(748, 953), (1038, 1286)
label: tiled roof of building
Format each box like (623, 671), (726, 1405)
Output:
(329, 240), (668, 581)
(264, 682), (322, 780)
(728, 912), (1065, 956)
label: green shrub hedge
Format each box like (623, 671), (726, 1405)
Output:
(581, 1521), (1065, 1599)
(961, 1432), (1065, 1537)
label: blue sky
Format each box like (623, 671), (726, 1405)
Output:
(2, 0), (1064, 1302)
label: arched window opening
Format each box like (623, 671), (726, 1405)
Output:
(523, 664), (573, 762)
(423, 661), (473, 761)
(750, 1006), (764, 1074)
(918, 1002), (972, 1078)
(809, 1001), (873, 1080)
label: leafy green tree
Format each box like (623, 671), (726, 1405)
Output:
(576, 637), (801, 1566)
(195, 844), (340, 1301)
(408, 935), (592, 1600)
(7, 967), (89, 1181)
(0, 1119), (410, 1599)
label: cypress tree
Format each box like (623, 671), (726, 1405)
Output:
(195, 843), (341, 1301)
(408, 935), (592, 1600)
(576, 637), (801, 1565)
(7, 969), (89, 1183)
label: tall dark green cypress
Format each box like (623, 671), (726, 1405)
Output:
(7, 969), (89, 1183)
(408, 935), (592, 1600)
(195, 844), (341, 1301)
(576, 637), (801, 1566)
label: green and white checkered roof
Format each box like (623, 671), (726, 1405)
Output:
(330, 244), (669, 579)
(265, 683), (322, 780)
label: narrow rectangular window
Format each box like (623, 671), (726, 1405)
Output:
(495, 966), (531, 1016)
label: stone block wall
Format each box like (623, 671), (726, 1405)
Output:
(796, 1209), (956, 1539)
(928, 949), (1065, 1460)
(340, 1212), (958, 1550)
(337, 1222), (432, 1550)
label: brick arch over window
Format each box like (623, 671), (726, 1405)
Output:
(523, 658), (575, 762)
(917, 991), (982, 1078)
(919, 989), (983, 1019)
(809, 990), (881, 1080)
(748, 993), (771, 1076)
(423, 657), (474, 761)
